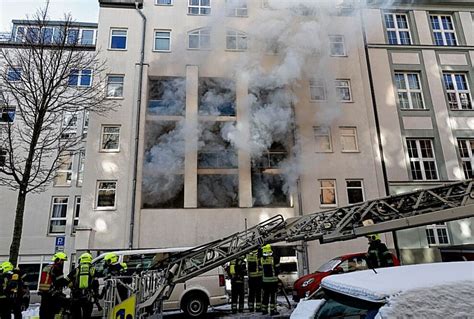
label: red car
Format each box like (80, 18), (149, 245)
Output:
(292, 252), (400, 301)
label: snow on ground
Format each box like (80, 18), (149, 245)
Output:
(289, 300), (324, 319)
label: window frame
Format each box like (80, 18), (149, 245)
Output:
(313, 126), (332, 153)
(96, 180), (117, 210)
(335, 79), (352, 102)
(329, 35), (346, 57)
(406, 139), (439, 181)
(429, 14), (457, 46)
(100, 125), (121, 152)
(106, 75), (125, 98)
(384, 12), (412, 45)
(346, 180), (365, 204)
(72, 196), (81, 234)
(457, 139), (474, 179)
(309, 80), (327, 101)
(153, 29), (172, 52)
(188, 0), (211, 15)
(109, 28), (128, 50)
(79, 29), (96, 45)
(442, 73), (473, 110)
(426, 223), (450, 246)
(49, 196), (69, 235)
(68, 69), (93, 87)
(188, 28), (211, 50)
(340, 127), (359, 153)
(155, 0), (173, 5)
(394, 72), (426, 110)
(6, 66), (22, 82)
(226, 29), (248, 51)
(319, 179), (337, 207)
(77, 149), (85, 187)
(53, 151), (73, 187)
(225, 0), (248, 17)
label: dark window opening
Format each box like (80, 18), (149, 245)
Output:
(198, 174), (238, 208)
(252, 142), (288, 169)
(198, 121), (237, 168)
(252, 173), (290, 207)
(199, 78), (236, 116)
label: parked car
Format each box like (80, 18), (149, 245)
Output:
(291, 261), (474, 319)
(292, 252), (399, 301)
(92, 248), (229, 317)
(278, 256), (298, 290)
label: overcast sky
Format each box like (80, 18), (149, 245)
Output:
(0, 0), (99, 31)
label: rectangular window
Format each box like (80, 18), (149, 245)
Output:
(66, 29), (79, 44)
(314, 126), (332, 152)
(41, 27), (54, 44)
(395, 73), (425, 109)
(15, 26), (25, 42)
(68, 69), (92, 87)
(384, 13), (411, 45)
(320, 179), (337, 206)
(188, 0), (211, 15)
(442, 73), (472, 110)
(82, 111), (89, 138)
(310, 80), (326, 101)
(188, 28), (211, 50)
(340, 127), (358, 152)
(77, 149), (85, 187)
(226, 30), (247, 50)
(156, 0), (172, 4)
(0, 148), (6, 167)
(346, 180), (364, 204)
(0, 107), (16, 123)
(7, 67), (22, 82)
(54, 151), (73, 186)
(457, 139), (474, 179)
(426, 223), (450, 246)
(329, 35), (346, 56)
(72, 196), (80, 234)
(335, 80), (352, 102)
(96, 181), (117, 209)
(100, 126), (120, 151)
(154, 30), (171, 51)
(106, 75), (124, 98)
(226, 0), (248, 17)
(60, 112), (77, 139)
(80, 29), (95, 45)
(49, 197), (68, 234)
(407, 139), (438, 180)
(430, 15), (457, 46)
(110, 29), (127, 49)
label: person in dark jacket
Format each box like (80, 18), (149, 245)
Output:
(39, 252), (69, 319)
(367, 234), (394, 268)
(102, 253), (128, 303)
(261, 244), (280, 316)
(229, 256), (246, 313)
(246, 249), (262, 312)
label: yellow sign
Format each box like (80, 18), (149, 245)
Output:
(111, 295), (136, 319)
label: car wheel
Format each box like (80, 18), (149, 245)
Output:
(182, 292), (209, 317)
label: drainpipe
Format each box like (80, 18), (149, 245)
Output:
(129, 1), (146, 249)
(359, 7), (401, 259)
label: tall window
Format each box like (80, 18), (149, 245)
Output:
(226, 0), (247, 17)
(188, 0), (211, 15)
(329, 35), (346, 56)
(407, 139), (438, 180)
(310, 80), (326, 101)
(335, 80), (352, 102)
(426, 223), (450, 246)
(430, 15), (457, 46)
(395, 73), (425, 109)
(314, 126), (332, 152)
(384, 13), (411, 45)
(100, 126), (120, 151)
(68, 69), (92, 87)
(457, 139), (474, 179)
(77, 150), (85, 187)
(320, 180), (337, 206)
(82, 111), (89, 138)
(60, 112), (77, 140)
(7, 67), (22, 82)
(340, 127), (358, 152)
(154, 30), (171, 51)
(346, 180), (364, 204)
(188, 28), (211, 50)
(96, 181), (117, 209)
(106, 75), (124, 98)
(110, 29), (127, 49)
(226, 30), (247, 50)
(442, 73), (472, 110)
(54, 152), (73, 186)
(49, 197), (68, 234)
(72, 196), (81, 234)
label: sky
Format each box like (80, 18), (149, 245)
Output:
(0, 0), (99, 31)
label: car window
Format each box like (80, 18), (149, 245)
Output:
(316, 259), (341, 272)
(346, 257), (368, 273)
(123, 253), (158, 275)
(314, 290), (382, 319)
(279, 262), (297, 273)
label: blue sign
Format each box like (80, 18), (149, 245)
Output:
(55, 236), (65, 252)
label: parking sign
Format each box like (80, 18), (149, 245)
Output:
(55, 236), (65, 252)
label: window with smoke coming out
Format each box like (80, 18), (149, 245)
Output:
(199, 78), (236, 116)
(253, 142), (287, 169)
(198, 122), (237, 169)
(252, 174), (290, 207)
(197, 174), (238, 208)
(148, 78), (186, 116)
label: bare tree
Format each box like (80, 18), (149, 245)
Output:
(0, 8), (114, 265)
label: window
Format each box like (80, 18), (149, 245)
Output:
(314, 126), (332, 152)
(346, 180), (364, 204)
(156, 0), (172, 4)
(310, 80), (326, 101)
(442, 73), (472, 110)
(340, 127), (358, 152)
(407, 139), (438, 180)
(226, 0), (248, 17)
(82, 111), (89, 138)
(66, 29), (79, 44)
(49, 197), (68, 234)
(110, 29), (127, 49)
(188, 28), (211, 50)
(329, 35), (346, 56)
(54, 151), (73, 186)
(320, 180), (337, 206)
(188, 0), (211, 15)
(41, 27), (54, 44)
(430, 15), (457, 46)
(457, 139), (474, 179)
(0, 148), (6, 167)
(226, 30), (247, 51)
(80, 29), (95, 45)
(72, 196), (80, 234)
(384, 13), (411, 45)
(0, 107), (16, 123)
(426, 223), (450, 245)
(100, 126), (120, 151)
(335, 80), (352, 102)
(7, 67), (22, 82)
(154, 30), (171, 51)
(60, 112), (77, 139)
(68, 69), (92, 87)
(96, 181), (117, 209)
(395, 73), (425, 109)
(106, 75), (124, 98)
(77, 149), (85, 186)
(15, 26), (25, 42)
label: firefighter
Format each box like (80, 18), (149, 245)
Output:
(68, 253), (99, 319)
(2, 262), (27, 319)
(39, 252), (69, 319)
(102, 252), (128, 303)
(367, 234), (394, 268)
(229, 256), (246, 313)
(246, 249), (262, 312)
(0, 261), (13, 319)
(261, 244), (279, 316)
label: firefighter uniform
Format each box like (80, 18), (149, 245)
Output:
(0, 262), (13, 319)
(229, 256), (246, 313)
(261, 244), (279, 316)
(39, 252), (69, 319)
(3, 264), (26, 319)
(246, 250), (262, 312)
(367, 234), (394, 268)
(102, 253), (128, 303)
(68, 253), (99, 319)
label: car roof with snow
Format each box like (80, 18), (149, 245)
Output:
(320, 261), (474, 303)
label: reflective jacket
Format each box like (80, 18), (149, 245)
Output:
(246, 252), (262, 278)
(229, 258), (246, 283)
(261, 256), (278, 283)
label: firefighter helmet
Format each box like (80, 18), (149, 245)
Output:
(79, 252), (93, 264)
(367, 234), (381, 241)
(1, 261), (14, 273)
(52, 252), (68, 261)
(104, 252), (119, 264)
(262, 244), (273, 256)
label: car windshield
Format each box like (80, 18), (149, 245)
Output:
(314, 290), (382, 319)
(316, 259), (341, 272)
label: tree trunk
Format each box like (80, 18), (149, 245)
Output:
(9, 186), (28, 265)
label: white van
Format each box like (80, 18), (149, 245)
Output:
(92, 247), (229, 317)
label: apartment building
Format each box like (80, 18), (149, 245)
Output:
(364, 0), (474, 263)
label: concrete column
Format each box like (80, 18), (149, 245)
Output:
(184, 65), (198, 208)
(414, 11), (432, 45)
(236, 76), (253, 208)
